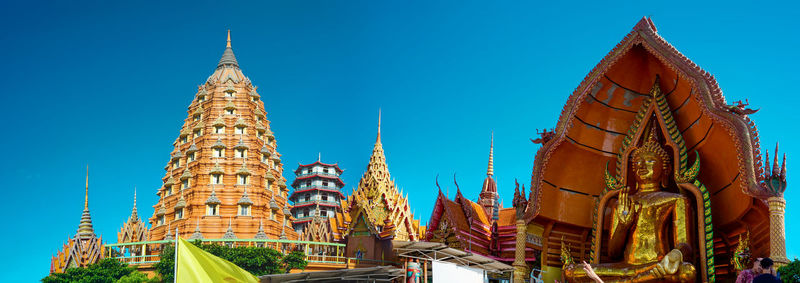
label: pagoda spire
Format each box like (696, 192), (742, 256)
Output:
(217, 30), (239, 68)
(487, 131), (494, 176)
(77, 165), (96, 239)
(131, 187), (138, 220)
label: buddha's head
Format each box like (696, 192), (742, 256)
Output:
(631, 129), (670, 187)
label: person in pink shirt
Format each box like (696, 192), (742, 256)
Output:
(736, 257), (762, 283)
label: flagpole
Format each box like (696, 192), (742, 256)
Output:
(173, 227), (179, 283)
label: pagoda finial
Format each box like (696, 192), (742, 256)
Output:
(318, 152), (321, 162)
(84, 165), (89, 209)
(226, 30), (231, 48)
(131, 186), (138, 219)
(377, 108), (382, 142)
(487, 132), (494, 176)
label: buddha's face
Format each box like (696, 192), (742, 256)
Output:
(633, 152), (662, 184)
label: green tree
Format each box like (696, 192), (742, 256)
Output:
(281, 251), (308, 273)
(42, 259), (137, 283)
(778, 258), (800, 283)
(154, 241), (307, 281)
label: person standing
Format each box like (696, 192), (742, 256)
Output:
(753, 257), (780, 283)
(736, 257), (762, 283)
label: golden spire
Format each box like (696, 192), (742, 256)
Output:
(487, 132), (494, 176)
(84, 165), (89, 209)
(377, 108), (382, 142)
(226, 30), (231, 48)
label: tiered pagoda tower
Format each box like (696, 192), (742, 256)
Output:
(289, 157), (345, 233)
(51, 168), (104, 273)
(148, 31), (297, 241)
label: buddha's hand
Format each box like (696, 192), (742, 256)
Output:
(615, 186), (634, 225)
(660, 249), (684, 274)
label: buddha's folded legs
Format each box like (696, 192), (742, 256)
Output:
(564, 261), (695, 283)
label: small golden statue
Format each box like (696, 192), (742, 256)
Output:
(731, 230), (751, 273)
(565, 129), (696, 282)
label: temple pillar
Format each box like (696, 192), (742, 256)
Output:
(768, 196), (789, 266)
(513, 219), (528, 283)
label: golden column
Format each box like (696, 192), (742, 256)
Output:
(763, 145), (789, 266)
(768, 196), (789, 265)
(512, 181), (529, 283)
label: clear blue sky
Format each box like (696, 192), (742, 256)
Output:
(1, 0), (798, 281)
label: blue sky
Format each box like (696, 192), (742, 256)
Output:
(1, 0), (798, 280)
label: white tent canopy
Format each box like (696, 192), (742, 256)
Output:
(391, 240), (514, 274)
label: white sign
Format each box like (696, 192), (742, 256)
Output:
(432, 260), (485, 283)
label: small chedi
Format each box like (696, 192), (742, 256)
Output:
(51, 168), (104, 273)
(524, 17), (788, 283)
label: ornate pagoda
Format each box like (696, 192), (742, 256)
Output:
(303, 113), (425, 260)
(425, 134), (538, 266)
(116, 189), (149, 255)
(51, 168), (104, 274)
(519, 17), (788, 283)
(289, 157), (345, 233)
(147, 31), (297, 242)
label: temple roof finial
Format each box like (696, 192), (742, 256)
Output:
(487, 132), (494, 176)
(131, 186), (138, 219)
(377, 108), (382, 142)
(226, 29), (231, 48)
(84, 165), (89, 209)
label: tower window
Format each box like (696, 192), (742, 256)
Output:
(257, 131), (264, 140)
(239, 205), (250, 216)
(235, 149), (246, 158)
(262, 154), (268, 163)
(215, 126), (225, 134)
(270, 210), (276, 220)
(193, 129), (202, 138)
(322, 181), (329, 187)
(181, 136), (188, 144)
(175, 159), (182, 168)
(213, 148), (224, 158)
(158, 215), (165, 226)
(188, 152), (195, 162)
(226, 109), (235, 115)
(306, 181), (311, 187)
(175, 208), (184, 219)
(193, 114), (200, 121)
(235, 126), (245, 135)
(225, 91), (234, 98)
(322, 194), (328, 201)
(181, 179), (189, 190)
(211, 174), (222, 184)
(237, 174), (248, 185)
(206, 204), (219, 216)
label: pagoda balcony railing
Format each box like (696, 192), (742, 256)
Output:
(297, 172), (340, 178)
(291, 200), (341, 207)
(292, 185), (342, 192)
(105, 238), (349, 266)
(294, 185), (341, 192)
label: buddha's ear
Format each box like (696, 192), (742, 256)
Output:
(661, 162), (671, 188)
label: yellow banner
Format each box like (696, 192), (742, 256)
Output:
(175, 238), (258, 283)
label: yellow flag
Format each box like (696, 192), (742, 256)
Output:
(175, 238), (259, 283)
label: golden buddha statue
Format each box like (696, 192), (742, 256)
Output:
(565, 130), (696, 282)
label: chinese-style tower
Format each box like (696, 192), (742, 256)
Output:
(50, 167), (104, 273)
(289, 157), (345, 233)
(148, 31), (297, 241)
